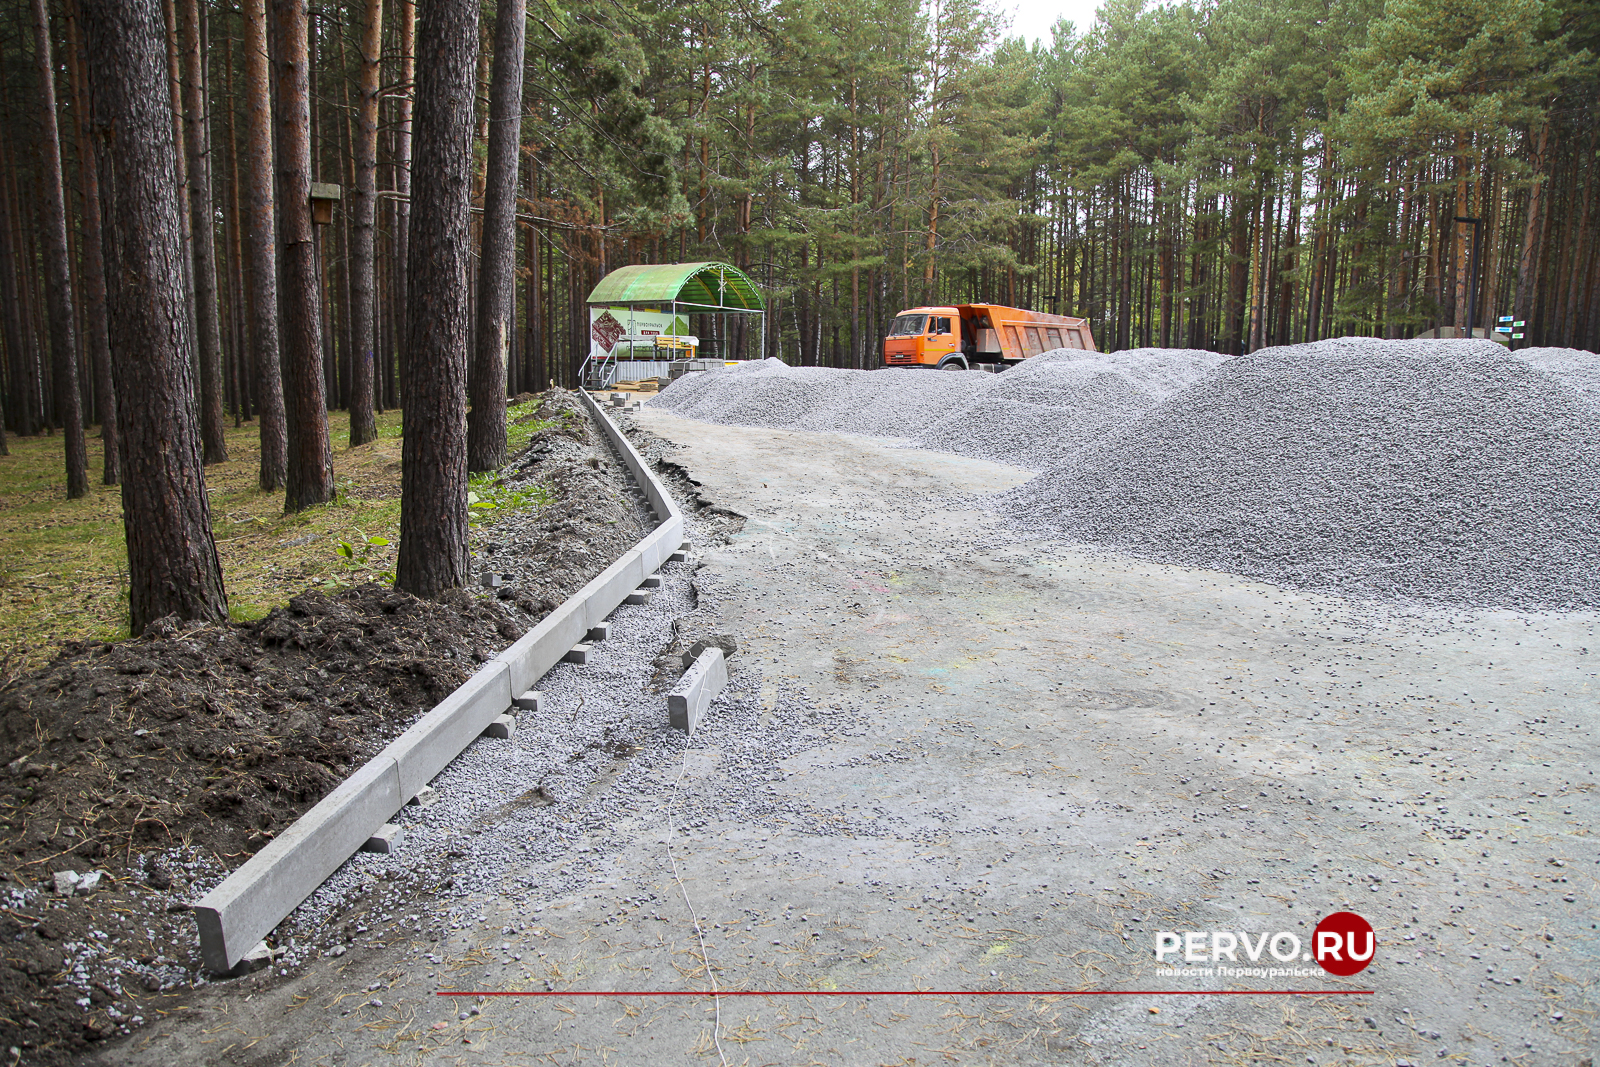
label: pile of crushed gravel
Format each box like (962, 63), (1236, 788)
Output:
(921, 349), (1228, 466)
(654, 358), (983, 441)
(998, 338), (1600, 610)
(1508, 346), (1600, 404)
(649, 349), (1228, 466)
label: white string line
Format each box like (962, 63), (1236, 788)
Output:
(667, 751), (729, 1067)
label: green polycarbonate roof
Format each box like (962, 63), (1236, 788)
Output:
(585, 261), (765, 313)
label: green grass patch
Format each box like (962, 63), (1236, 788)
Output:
(0, 397), (559, 677)
(505, 397), (567, 455)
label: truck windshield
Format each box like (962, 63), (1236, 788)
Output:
(888, 314), (928, 337)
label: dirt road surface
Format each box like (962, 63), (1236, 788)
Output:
(88, 412), (1596, 1066)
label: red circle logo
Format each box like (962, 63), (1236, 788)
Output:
(1313, 911), (1376, 976)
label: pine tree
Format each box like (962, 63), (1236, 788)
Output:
(395, 0), (479, 597)
(29, 0), (89, 499)
(272, 0), (335, 512)
(347, 0), (382, 447)
(467, 0), (526, 473)
(80, 0), (229, 632)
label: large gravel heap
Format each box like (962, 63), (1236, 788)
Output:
(1508, 346), (1600, 405)
(650, 349), (1227, 467)
(998, 338), (1600, 609)
(921, 348), (1228, 466)
(652, 357), (981, 440)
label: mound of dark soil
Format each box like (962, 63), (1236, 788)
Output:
(0, 388), (657, 1062)
(0, 585), (522, 870)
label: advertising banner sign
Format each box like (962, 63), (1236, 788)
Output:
(589, 307), (691, 361)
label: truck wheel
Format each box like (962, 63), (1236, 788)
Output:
(939, 356), (968, 371)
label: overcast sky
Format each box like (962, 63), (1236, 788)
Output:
(1003, 0), (1106, 45)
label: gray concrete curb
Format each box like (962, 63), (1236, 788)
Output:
(668, 647), (728, 735)
(193, 390), (683, 974)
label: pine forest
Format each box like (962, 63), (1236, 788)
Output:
(0, 0), (1597, 459)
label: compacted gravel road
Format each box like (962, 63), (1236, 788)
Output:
(90, 411), (1596, 1067)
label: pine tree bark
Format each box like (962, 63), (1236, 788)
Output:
(242, 0), (287, 488)
(271, 0), (335, 511)
(396, 0), (479, 598)
(347, 0), (382, 447)
(393, 0), (416, 408)
(0, 117), (37, 438)
(1513, 123), (1550, 350)
(467, 0), (525, 473)
(181, 0), (227, 463)
(64, 0), (119, 484)
(80, 0), (228, 632)
(30, 0), (89, 500)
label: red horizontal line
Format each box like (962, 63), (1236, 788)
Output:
(435, 989), (1374, 998)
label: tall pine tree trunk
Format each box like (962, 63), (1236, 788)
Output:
(64, 0), (119, 484)
(243, 0), (286, 488)
(347, 0), (382, 446)
(467, 0), (525, 473)
(1513, 124), (1550, 349)
(393, 0), (416, 408)
(30, 0), (89, 499)
(396, 0), (478, 597)
(271, 0), (335, 511)
(81, 0), (228, 632)
(181, 0), (227, 463)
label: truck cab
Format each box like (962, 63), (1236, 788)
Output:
(883, 307), (967, 370)
(883, 304), (1096, 369)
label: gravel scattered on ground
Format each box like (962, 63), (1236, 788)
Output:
(998, 338), (1600, 609)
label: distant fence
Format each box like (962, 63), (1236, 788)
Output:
(611, 361), (673, 382)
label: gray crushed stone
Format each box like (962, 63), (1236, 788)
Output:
(1507, 346), (1600, 404)
(649, 349), (1227, 467)
(920, 350), (1226, 466)
(275, 533), (867, 966)
(997, 338), (1600, 610)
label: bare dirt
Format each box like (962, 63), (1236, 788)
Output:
(0, 389), (646, 1064)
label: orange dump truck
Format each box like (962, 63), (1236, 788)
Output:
(882, 304), (1097, 370)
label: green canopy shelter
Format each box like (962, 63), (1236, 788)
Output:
(583, 262), (766, 388)
(586, 261), (765, 314)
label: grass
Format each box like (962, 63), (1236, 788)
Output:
(0, 400), (555, 678)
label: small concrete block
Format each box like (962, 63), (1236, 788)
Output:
(586, 622), (610, 642)
(641, 574), (663, 589)
(406, 785), (439, 808)
(563, 643), (593, 664)
(361, 824), (403, 854)
(625, 590), (653, 606)
(668, 648), (729, 735)
(225, 940), (278, 977)
(480, 571), (503, 590)
(482, 714), (517, 740)
(512, 690), (542, 712)
(668, 549), (688, 563)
